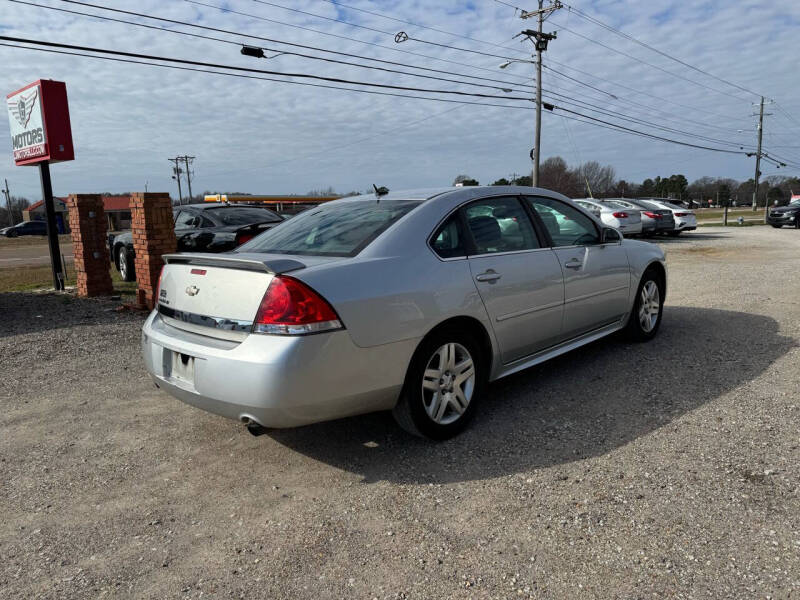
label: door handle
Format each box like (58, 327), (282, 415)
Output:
(564, 258), (582, 270)
(475, 270), (502, 283)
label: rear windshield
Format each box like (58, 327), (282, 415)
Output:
(237, 199), (421, 257)
(633, 200), (663, 210)
(206, 207), (283, 225)
(603, 200), (630, 209)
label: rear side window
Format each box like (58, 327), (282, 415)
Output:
(238, 200), (421, 257)
(431, 214), (466, 258)
(464, 197), (539, 255)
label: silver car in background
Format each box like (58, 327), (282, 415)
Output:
(142, 186), (667, 440)
(641, 198), (698, 235)
(574, 198), (643, 236)
(601, 198), (675, 236)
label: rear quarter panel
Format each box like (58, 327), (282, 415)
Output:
(623, 239), (667, 306)
(296, 253), (492, 349)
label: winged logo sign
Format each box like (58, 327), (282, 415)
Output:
(6, 83), (47, 163)
(8, 89), (38, 128)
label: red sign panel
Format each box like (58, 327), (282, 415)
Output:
(6, 79), (74, 166)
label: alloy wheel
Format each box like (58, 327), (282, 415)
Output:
(421, 342), (476, 425)
(638, 280), (660, 333)
(119, 249), (128, 280)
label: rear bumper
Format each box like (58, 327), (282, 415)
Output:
(617, 221), (642, 235)
(141, 311), (416, 428)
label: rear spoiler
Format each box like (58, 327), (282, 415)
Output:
(162, 253), (306, 274)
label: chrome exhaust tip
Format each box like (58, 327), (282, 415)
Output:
(240, 416), (268, 437)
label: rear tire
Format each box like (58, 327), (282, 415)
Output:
(667, 230), (681, 237)
(393, 327), (486, 440)
(624, 268), (664, 342)
(118, 246), (136, 282)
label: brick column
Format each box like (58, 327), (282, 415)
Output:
(66, 194), (114, 297)
(130, 193), (176, 309)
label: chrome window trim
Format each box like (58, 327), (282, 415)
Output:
(466, 246), (554, 259)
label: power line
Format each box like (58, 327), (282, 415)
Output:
(548, 19), (753, 103)
(545, 56), (752, 124)
(0, 41), (531, 110)
(14, 0), (529, 94)
(552, 105), (746, 155)
(312, 0), (528, 55)
(51, 0), (534, 88)
(23, 0), (757, 153)
(0, 34), (536, 101)
(248, 0), (520, 60)
(180, 0), (533, 83)
(563, 4), (762, 98)
(541, 63), (754, 138)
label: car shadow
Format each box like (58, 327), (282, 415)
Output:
(0, 292), (142, 339)
(266, 307), (794, 484)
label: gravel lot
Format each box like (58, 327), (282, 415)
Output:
(1, 227), (798, 599)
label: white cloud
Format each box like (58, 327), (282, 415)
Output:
(0, 0), (798, 201)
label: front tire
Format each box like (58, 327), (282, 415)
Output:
(393, 328), (485, 440)
(771, 224), (782, 228)
(117, 246), (136, 282)
(624, 268), (664, 342)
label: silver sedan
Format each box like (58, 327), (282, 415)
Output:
(142, 186), (666, 439)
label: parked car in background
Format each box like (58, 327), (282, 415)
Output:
(1, 220), (47, 237)
(600, 198), (675, 235)
(111, 203), (284, 281)
(574, 198), (643, 236)
(642, 199), (697, 235)
(142, 186), (666, 440)
(767, 196), (800, 228)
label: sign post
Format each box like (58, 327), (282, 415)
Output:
(6, 79), (74, 290)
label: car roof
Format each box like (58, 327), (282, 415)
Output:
(343, 185), (569, 204)
(183, 203), (278, 211)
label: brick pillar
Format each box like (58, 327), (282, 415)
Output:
(130, 193), (176, 309)
(66, 194), (114, 297)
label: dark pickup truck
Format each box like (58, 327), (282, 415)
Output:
(109, 203), (284, 281)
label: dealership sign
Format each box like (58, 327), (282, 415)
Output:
(6, 79), (74, 166)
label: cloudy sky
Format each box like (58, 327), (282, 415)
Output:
(1, 0), (800, 200)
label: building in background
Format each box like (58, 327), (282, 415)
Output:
(23, 194), (132, 232)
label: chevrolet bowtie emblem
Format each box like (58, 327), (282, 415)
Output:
(185, 285), (200, 296)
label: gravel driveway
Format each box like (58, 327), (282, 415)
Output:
(1, 227), (798, 599)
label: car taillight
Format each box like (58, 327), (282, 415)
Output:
(674, 212), (690, 217)
(236, 231), (256, 246)
(643, 211), (660, 219)
(612, 212), (628, 218)
(155, 265), (164, 307)
(252, 276), (343, 335)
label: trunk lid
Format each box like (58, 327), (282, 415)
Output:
(156, 252), (340, 340)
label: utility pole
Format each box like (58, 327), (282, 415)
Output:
(168, 157), (184, 205)
(182, 155), (195, 203)
(751, 97), (765, 212)
(2, 179), (11, 226)
(519, 0), (561, 187)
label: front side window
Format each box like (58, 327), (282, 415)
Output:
(526, 197), (599, 247)
(464, 197), (539, 255)
(238, 199), (420, 257)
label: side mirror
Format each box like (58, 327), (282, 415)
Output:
(602, 228), (622, 243)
